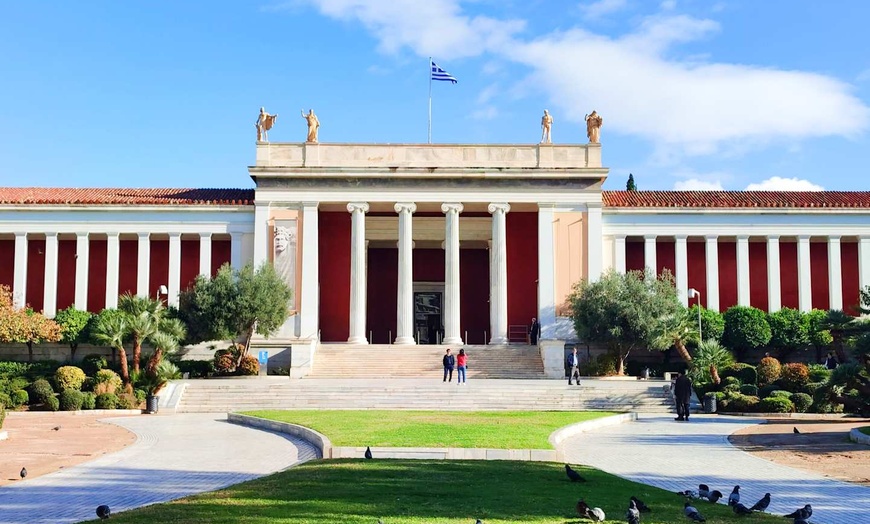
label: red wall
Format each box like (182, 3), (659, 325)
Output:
(413, 249), (444, 282)
(118, 240), (138, 298)
(686, 241), (707, 308)
(366, 248), (398, 344)
(780, 242), (799, 309)
(56, 240), (77, 311)
(181, 239), (200, 292)
(842, 242), (860, 314)
(0, 240), (14, 290)
(718, 241), (737, 310)
(748, 242), (769, 311)
(625, 239), (644, 272)
(460, 248), (490, 345)
(810, 242), (830, 311)
(656, 239), (675, 277)
(212, 239), (231, 275)
(88, 240), (107, 312)
(506, 212), (538, 331)
(319, 212), (351, 342)
(150, 240), (169, 301)
(25, 239), (45, 311)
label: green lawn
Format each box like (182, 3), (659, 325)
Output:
(860, 426), (870, 436)
(241, 410), (615, 449)
(81, 460), (783, 524)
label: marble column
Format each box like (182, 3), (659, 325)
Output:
(442, 203), (464, 345)
(105, 233), (120, 309)
(643, 234), (657, 278)
(797, 235), (812, 312)
(705, 235), (720, 311)
(230, 232), (243, 269)
(74, 233), (90, 311)
(736, 235), (750, 306)
(586, 203), (603, 282)
(488, 203), (510, 345)
(199, 233), (212, 278)
(252, 202), (270, 268)
(12, 233), (27, 308)
(136, 233), (150, 297)
(766, 236), (781, 312)
(394, 202), (417, 345)
(43, 233), (59, 317)
(347, 202), (370, 344)
(613, 235), (626, 274)
(828, 236), (843, 311)
(675, 235), (688, 306)
(168, 233), (182, 307)
(859, 236), (870, 296)
(299, 203), (320, 339)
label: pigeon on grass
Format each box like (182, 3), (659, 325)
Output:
(683, 502), (706, 522)
(728, 485), (740, 506)
(96, 505), (111, 520)
(732, 502), (753, 516)
(697, 484), (710, 500)
(749, 493), (770, 512)
(626, 499), (640, 524)
(707, 490), (723, 503)
(587, 507), (605, 522)
(677, 489), (698, 499)
(783, 504), (812, 519)
(630, 495), (650, 512)
(565, 464), (585, 482)
(364, 446), (373, 459)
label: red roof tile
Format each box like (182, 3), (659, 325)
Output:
(0, 188), (254, 206)
(602, 191), (870, 209)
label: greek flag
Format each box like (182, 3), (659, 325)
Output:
(430, 61), (457, 83)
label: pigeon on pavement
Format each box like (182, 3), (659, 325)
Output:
(630, 496), (650, 513)
(52, 426), (61, 431)
(19, 467), (27, 479)
(684, 502), (706, 522)
(732, 502), (753, 516)
(364, 446), (373, 459)
(783, 504), (812, 519)
(728, 485), (740, 506)
(565, 464), (585, 482)
(749, 493), (770, 512)
(793, 426), (801, 434)
(626, 499), (641, 524)
(96, 505), (111, 520)
(697, 484), (710, 500)
(707, 490), (723, 503)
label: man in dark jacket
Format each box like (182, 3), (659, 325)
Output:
(674, 371), (693, 421)
(442, 348), (455, 382)
(529, 317), (541, 345)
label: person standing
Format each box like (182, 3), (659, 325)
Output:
(825, 351), (838, 370)
(566, 347), (581, 386)
(456, 348), (468, 385)
(674, 371), (693, 421)
(442, 348), (455, 382)
(529, 317), (541, 345)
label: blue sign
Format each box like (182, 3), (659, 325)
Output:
(258, 351), (269, 365)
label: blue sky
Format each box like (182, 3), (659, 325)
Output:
(1, 0), (869, 191)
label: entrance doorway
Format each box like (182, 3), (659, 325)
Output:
(413, 282), (444, 344)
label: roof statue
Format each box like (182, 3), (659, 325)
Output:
(301, 109), (320, 143)
(541, 109), (553, 144)
(585, 110), (603, 144)
(255, 107), (277, 142)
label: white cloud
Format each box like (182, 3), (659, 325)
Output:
(477, 84), (499, 104)
(472, 106), (499, 120)
(673, 178), (724, 190)
(660, 0), (677, 10)
(744, 176), (824, 191)
(579, 0), (628, 20)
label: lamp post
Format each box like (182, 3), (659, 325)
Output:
(156, 284), (168, 302)
(688, 288), (702, 343)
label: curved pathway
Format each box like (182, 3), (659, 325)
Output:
(560, 413), (870, 524)
(0, 413), (319, 524)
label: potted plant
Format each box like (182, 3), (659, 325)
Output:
(139, 360), (181, 414)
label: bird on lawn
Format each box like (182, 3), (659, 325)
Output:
(749, 493), (770, 512)
(783, 504), (812, 520)
(587, 507), (606, 522)
(19, 467), (27, 479)
(565, 464), (585, 482)
(732, 502), (753, 516)
(576, 499), (591, 517)
(677, 489), (698, 499)
(793, 426), (801, 434)
(697, 484), (710, 500)
(707, 490), (723, 503)
(626, 499), (641, 524)
(792, 519), (809, 524)
(475, 520), (483, 524)
(364, 446), (373, 459)
(96, 505), (111, 520)
(630, 496), (650, 513)
(728, 485), (740, 506)
(683, 502), (706, 522)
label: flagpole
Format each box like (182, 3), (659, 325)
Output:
(428, 57), (432, 144)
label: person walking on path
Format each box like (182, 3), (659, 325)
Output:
(442, 348), (455, 382)
(674, 371), (693, 421)
(456, 348), (468, 385)
(566, 348), (581, 385)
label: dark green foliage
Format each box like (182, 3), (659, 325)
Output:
(43, 395), (59, 411)
(722, 376), (740, 387)
(0, 361), (31, 379)
(756, 356), (782, 387)
(769, 390), (792, 399)
(81, 354), (108, 376)
(0, 392), (9, 408)
(767, 307), (808, 360)
(10, 389), (28, 407)
(28, 378), (54, 404)
(175, 359), (215, 378)
(689, 304), (725, 344)
(724, 393), (759, 412)
(758, 384), (780, 399)
(721, 363), (757, 386)
(0, 404), (5, 429)
(59, 389), (84, 411)
(578, 353), (618, 376)
(134, 389), (147, 403)
(739, 384), (758, 396)
(780, 362), (810, 391)
(54, 306), (93, 360)
(807, 364), (831, 383)
(759, 396), (794, 413)
(626, 173), (637, 191)
(81, 391), (96, 410)
(0, 377), (28, 397)
(95, 392), (119, 410)
(722, 306), (771, 360)
(791, 392), (812, 413)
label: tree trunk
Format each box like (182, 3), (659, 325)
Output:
(70, 343), (78, 363)
(26, 341), (34, 362)
(675, 341), (693, 363)
(710, 364), (721, 385)
(117, 346), (130, 384)
(146, 348), (162, 376)
(132, 335), (141, 374)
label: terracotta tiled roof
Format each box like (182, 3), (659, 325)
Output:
(0, 188), (254, 206)
(602, 191), (870, 209)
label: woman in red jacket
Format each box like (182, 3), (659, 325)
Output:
(456, 348), (468, 385)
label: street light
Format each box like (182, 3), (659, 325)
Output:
(156, 284), (168, 301)
(688, 288), (702, 342)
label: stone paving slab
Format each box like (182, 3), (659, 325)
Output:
(0, 413), (319, 524)
(559, 413), (870, 524)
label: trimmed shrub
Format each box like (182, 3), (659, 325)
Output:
(80, 354), (108, 376)
(721, 363), (757, 387)
(0, 404), (5, 429)
(237, 355), (259, 376)
(214, 353), (236, 375)
(59, 390), (84, 411)
(93, 369), (122, 395)
(759, 396), (794, 413)
(811, 387), (841, 414)
(770, 390), (793, 399)
(723, 376), (741, 388)
(0, 392), (10, 408)
(807, 364), (832, 383)
(116, 393), (139, 410)
(10, 389), (28, 408)
(758, 384), (779, 399)
(791, 392), (812, 413)
(23, 360), (62, 381)
(805, 381), (825, 395)
(95, 393), (119, 410)
(44, 395), (60, 412)
(55, 366), (86, 391)
(739, 384), (758, 396)
(780, 362), (810, 392)
(28, 379), (55, 404)
(134, 389), (146, 404)
(175, 359), (214, 378)
(0, 376), (28, 396)
(757, 356), (782, 387)
(723, 383), (740, 394)
(722, 306), (771, 359)
(81, 392), (96, 410)
(0, 361), (31, 379)
(726, 393), (760, 412)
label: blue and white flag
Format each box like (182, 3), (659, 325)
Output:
(430, 60), (458, 83)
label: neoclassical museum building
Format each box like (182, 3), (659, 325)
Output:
(2, 140), (869, 368)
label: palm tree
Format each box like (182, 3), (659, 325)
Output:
(92, 313), (130, 384)
(145, 331), (180, 376)
(688, 340), (735, 386)
(119, 294), (162, 373)
(654, 308), (699, 363)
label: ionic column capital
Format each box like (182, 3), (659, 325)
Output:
(394, 202), (417, 214)
(487, 202), (511, 215)
(347, 202), (370, 214)
(441, 202), (464, 214)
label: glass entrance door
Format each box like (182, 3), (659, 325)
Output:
(413, 290), (443, 344)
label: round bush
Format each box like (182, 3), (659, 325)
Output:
(55, 366), (86, 391)
(758, 384), (779, 399)
(0, 392), (10, 408)
(95, 393), (119, 410)
(757, 356), (782, 387)
(780, 362), (810, 392)
(807, 364), (831, 383)
(44, 395), (60, 412)
(116, 393), (138, 410)
(214, 353), (235, 375)
(28, 379), (55, 404)
(10, 389), (28, 408)
(739, 384), (758, 396)
(723, 376), (741, 387)
(93, 369), (122, 395)
(237, 355), (259, 376)
(80, 354), (108, 376)
(791, 393), (812, 413)
(725, 393), (760, 412)
(80, 392), (96, 410)
(59, 390), (84, 411)
(722, 363), (757, 386)
(770, 390), (793, 399)
(723, 383), (740, 394)
(759, 396), (794, 413)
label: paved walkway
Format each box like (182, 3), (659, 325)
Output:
(560, 414), (870, 524)
(0, 413), (319, 524)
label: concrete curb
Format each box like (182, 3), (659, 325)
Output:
(228, 413), (330, 458)
(849, 427), (870, 445)
(718, 412), (860, 419)
(161, 381), (187, 413)
(7, 409), (143, 416)
(549, 412), (638, 449)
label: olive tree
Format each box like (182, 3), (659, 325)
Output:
(722, 306), (771, 362)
